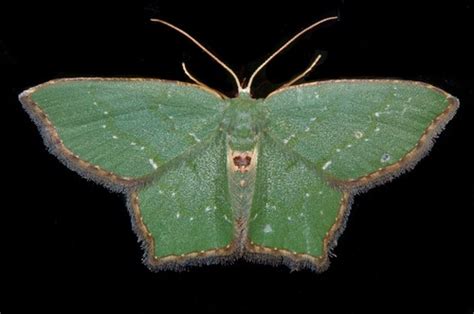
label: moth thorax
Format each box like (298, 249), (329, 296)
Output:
(222, 98), (266, 151)
(227, 116), (259, 151)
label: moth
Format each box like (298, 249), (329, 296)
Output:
(19, 17), (459, 271)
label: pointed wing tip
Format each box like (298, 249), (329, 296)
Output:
(18, 89), (29, 101)
(447, 95), (460, 109)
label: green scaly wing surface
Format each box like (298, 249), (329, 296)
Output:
(246, 80), (458, 269)
(20, 78), (225, 184)
(133, 132), (235, 267)
(263, 80), (458, 183)
(20, 78), (235, 267)
(247, 135), (348, 268)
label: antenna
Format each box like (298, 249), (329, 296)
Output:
(182, 62), (228, 99)
(279, 54), (322, 89)
(150, 18), (243, 93)
(244, 16), (338, 94)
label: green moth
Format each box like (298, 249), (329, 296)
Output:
(19, 17), (459, 271)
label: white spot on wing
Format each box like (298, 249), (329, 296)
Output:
(375, 127), (380, 132)
(283, 133), (296, 145)
(380, 153), (391, 163)
(101, 124), (106, 129)
(148, 158), (158, 170)
(112, 135), (118, 139)
(263, 224), (273, 233)
(322, 160), (332, 170)
(265, 203), (277, 211)
(103, 111), (108, 115)
(176, 212), (180, 218)
(188, 132), (201, 143)
(305, 193), (310, 198)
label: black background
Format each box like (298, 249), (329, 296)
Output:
(1, 0), (473, 312)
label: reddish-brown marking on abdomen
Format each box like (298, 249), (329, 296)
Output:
(229, 150), (256, 173)
(233, 155), (252, 173)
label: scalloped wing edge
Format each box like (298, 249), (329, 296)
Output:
(127, 189), (352, 272)
(243, 192), (353, 272)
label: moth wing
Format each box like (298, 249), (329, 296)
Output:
(20, 78), (226, 188)
(262, 80), (458, 187)
(132, 132), (236, 268)
(246, 135), (347, 270)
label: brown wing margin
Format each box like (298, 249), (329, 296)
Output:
(127, 190), (243, 271)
